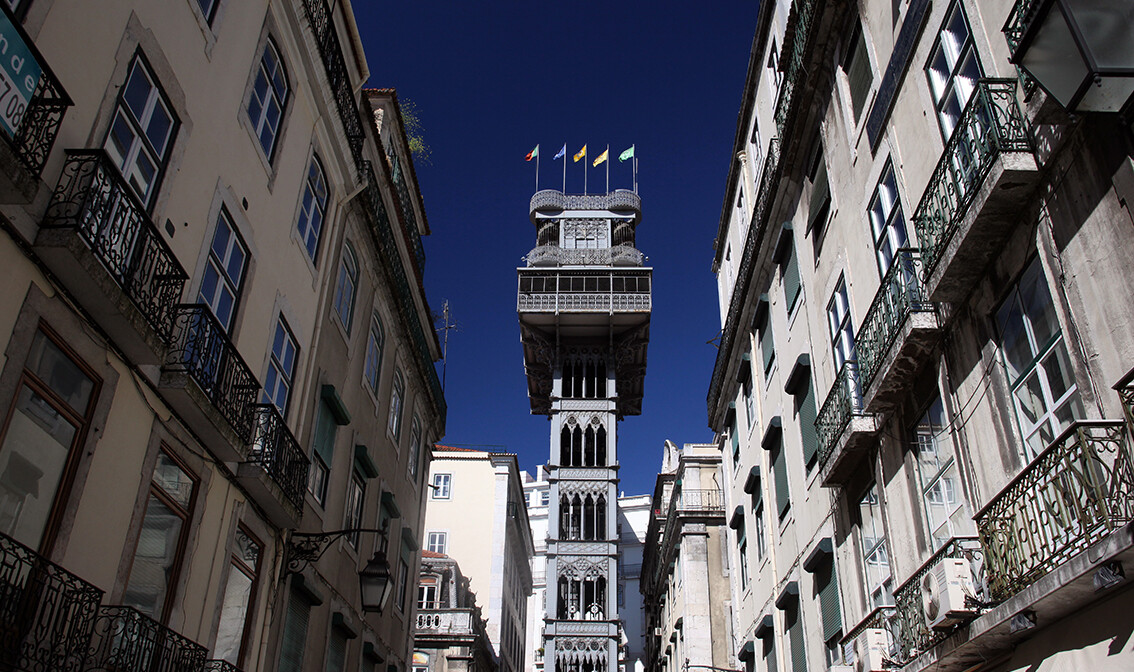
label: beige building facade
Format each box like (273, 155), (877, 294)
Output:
(709, 1), (1134, 672)
(0, 1), (443, 671)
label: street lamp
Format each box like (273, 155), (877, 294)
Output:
(286, 525), (394, 612)
(1007, 0), (1134, 112)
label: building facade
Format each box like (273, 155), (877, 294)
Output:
(709, 1), (1134, 672)
(640, 441), (732, 672)
(412, 550), (498, 672)
(423, 446), (535, 672)
(0, 1), (443, 671)
(519, 187), (652, 672)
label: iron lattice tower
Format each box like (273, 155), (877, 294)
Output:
(518, 188), (651, 672)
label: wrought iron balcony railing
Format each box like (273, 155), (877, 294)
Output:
(415, 609), (475, 635)
(360, 161), (446, 422)
(975, 421), (1134, 601)
(0, 531), (103, 672)
(773, 0), (818, 136)
(518, 293), (651, 313)
(524, 245), (645, 267)
(528, 189), (643, 218)
(1002, 0), (1042, 56)
(387, 152), (426, 275)
(816, 360), (865, 468)
(42, 150), (188, 342)
(164, 305), (260, 443)
(85, 605), (206, 672)
(204, 661), (243, 672)
(854, 250), (933, 394)
(0, 3), (72, 176)
(912, 79), (1031, 284)
(298, 0), (364, 174)
(249, 404), (311, 511)
(892, 537), (984, 663)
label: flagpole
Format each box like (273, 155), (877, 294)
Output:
(536, 150), (540, 191)
(634, 151), (638, 194)
(584, 150), (587, 195)
(562, 143), (566, 193)
(605, 144), (610, 194)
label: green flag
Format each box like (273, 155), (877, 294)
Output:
(619, 145), (635, 162)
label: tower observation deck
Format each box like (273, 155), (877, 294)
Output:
(518, 188), (651, 672)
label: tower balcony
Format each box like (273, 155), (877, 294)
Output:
(35, 150), (188, 365)
(524, 245), (645, 267)
(816, 361), (881, 487)
(529, 189), (641, 223)
(912, 79), (1040, 302)
(517, 270), (652, 319)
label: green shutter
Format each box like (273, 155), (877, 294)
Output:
(326, 628), (347, 672)
(807, 161), (830, 234)
(313, 401), (339, 466)
(817, 561), (843, 642)
(846, 27), (873, 120)
(799, 378), (819, 467)
(760, 323), (775, 374)
(787, 602), (808, 672)
(763, 636), (778, 672)
(731, 418), (740, 464)
(280, 589), (311, 672)
(783, 247), (801, 312)
(773, 442), (790, 518)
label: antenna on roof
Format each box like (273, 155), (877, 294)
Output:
(434, 299), (460, 393)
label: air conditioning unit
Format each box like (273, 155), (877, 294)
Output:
(922, 558), (977, 630)
(850, 627), (890, 672)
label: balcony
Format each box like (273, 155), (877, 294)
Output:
(161, 305), (260, 461)
(855, 250), (941, 412)
(517, 271), (652, 315)
(0, 531), (103, 672)
(528, 189), (642, 222)
(36, 150), (188, 365)
(204, 662), (243, 672)
(912, 79), (1039, 302)
(975, 421), (1133, 601)
(0, 4), (71, 201)
(892, 537), (984, 664)
(816, 361), (880, 487)
(525, 245), (645, 267)
(299, 0), (364, 174)
(415, 609), (475, 637)
(237, 405), (310, 528)
(85, 606), (206, 672)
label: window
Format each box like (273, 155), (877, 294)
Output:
(278, 588), (312, 672)
(388, 369), (405, 440)
(742, 359), (755, 429)
(911, 396), (968, 549)
(431, 473), (451, 500)
(396, 555), (410, 612)
(213, 527), (261, 666)
(754, 501), (767, 561)
(842, 22), (874, 122)
(771, 435), (790, 521)
(868, 163), (910, 277)
(784, 597), (807, 672)
(123, 450), (198, 623)
(295, 155), (328, 261)
(195, 0), (218, 24)
(262, 316), (297, 417)
(333, 244), (359, 332)
(427, 531), (447, 554)
(344, 471), (364, 548)
(418, 577), (440, 609)
(827, 278), (855, 371)
(407, 417), (423, 482)
(782, 236), (802, 314)
(995, 259), (1083, 457)
(926, 1), (982, 140)
(541, 490), (549, 506)
(859, 484), (893, 607)
(363, 315), (384, 392)
(104, 55), (176, 207)
(736, 519), (749, 588)
(199, 209), (248, 331)
(806, 144), (831, 241)
(796, 375), (820, 470)
(247, 38), (288, 159)
(326, 624), (348, 672)
(0, 328), (98, 551)
(768, 38), (782, 93)
(811, 554), (843, 658)
(307, 401), (340, 506)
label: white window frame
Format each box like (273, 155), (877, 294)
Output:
(827, 276), (855, 371)
(427, 531), (447, 554)
(198, 208), (248, 332)
(247, 37), (289, 159)
(332, 243), (358, 333)
(388, 369), (405, 441)
(104, 54), (176, 207)
(925, 1), (983, 141)
(859, 484), (893, 608)
(262, 316), (298, 417)
(431, 473), (451, 500)
(868, 162), (910, 278)
(407, 417), (423, 482)
(363, 314), (384, 392)
(295, 155), (328, 261)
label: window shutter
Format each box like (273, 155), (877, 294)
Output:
(783, 247), (801, 312)
(817, 561), (843, 642)
(799, 378), (819, 467)
(279, 590), (311, 672)
(326, 629), (348, 672)
(760, 324), (775, 374)
(763, 637), (778, 672)
(807, 161), (830, 234)
(845, 27), (873, 120)
(313, 401), (338, 466)
(787, 602), (808, 672)
(772, 442), (790, 518)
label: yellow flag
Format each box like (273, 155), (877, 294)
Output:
(573, 145), (587, 162)
(592, 149), (609, 167)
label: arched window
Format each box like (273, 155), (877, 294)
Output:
(364, 314), (384, 391)
(388, 369), (405, 440)
(583, 495), (595, 540)
(584, 427), (595, 466)
(584, 360), (595, 398)
(559, 495), (571, 539)
(560, 427), (571, 465)
(333, 243), (358, 331)
(573, 361), (584, 397)
(247, 37), (289, 159)
(596, 496), (606, 540)
(596, 360), (607, 397)
(596, 427), (607, 467)
(571, 427), (583, 467)
(296, 155), (328, 261)
(569, 495), (582, 539)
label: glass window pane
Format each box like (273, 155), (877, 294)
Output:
(152, 452), (194, 508)
(123, 493), (184, 619)
(214, 566), (254, 663)
(28, 332), (94, 413)
(123, 65), (153, 121)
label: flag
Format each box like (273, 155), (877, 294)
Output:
(525, 145), (539, 161)
(592, 149), (609, 167)
(553, 143), (566, 160)
(573, 145), (587, 162)
(619, 145), (635, 162)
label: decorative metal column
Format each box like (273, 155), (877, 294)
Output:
(519, 189), (651, 672)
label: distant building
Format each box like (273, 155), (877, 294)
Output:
(413, 550), (498, 672)
(424, 446), (535, 672)
(641, 442), (732, 672)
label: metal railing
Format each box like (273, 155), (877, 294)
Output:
(529, 189), (642, 215)
(387, 152), (426, 275)
(164, 305), (260, 443)
(816, 361), (865, 468)
(855, 250), (933, 394)
(84, 605), (206, 672)
(524, 246), (645, 267)
(298, 0), (364, 174)
(249, 404), (311, 511)
(0, 531), (103, 672)
(975, 421), (1134, 601)
(360, 161), (446, 423)
(773, 0), (818, 136)
(415, 609), (475, 635)
(912, 79), (1031, 283)
(518, 293), (651, 313)
(204, 661), (243, 672)
(42, 150), (188, 342)
(0, 3), (72, 176)
(892, 537), (984, 663)
(1002, 0), (1042, 56)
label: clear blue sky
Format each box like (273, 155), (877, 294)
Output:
(356, 2), (757, 497)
